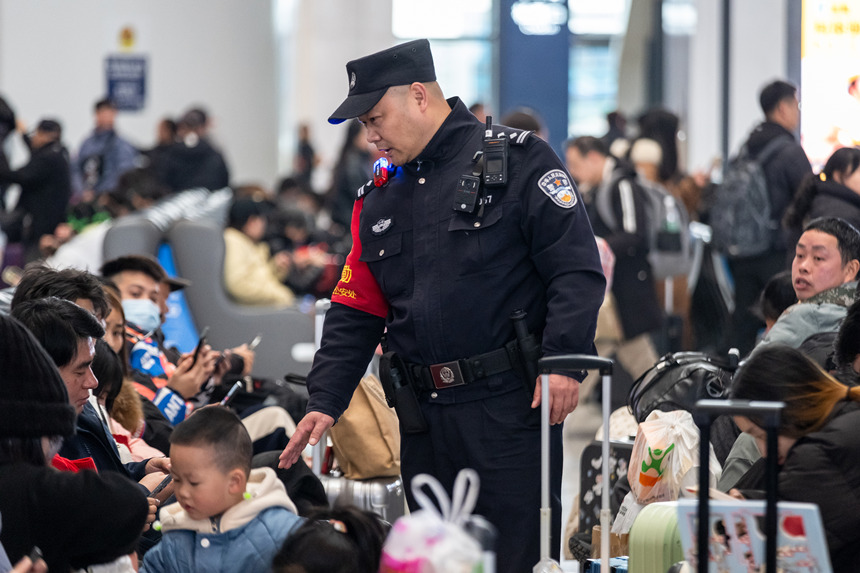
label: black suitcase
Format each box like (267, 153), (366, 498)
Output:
(693, 399), (783, 573)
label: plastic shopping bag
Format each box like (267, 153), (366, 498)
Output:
(380, 469), (484, 573)
(612, 409), (721, 534)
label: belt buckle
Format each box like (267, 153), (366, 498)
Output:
(429, 360), (466, 389)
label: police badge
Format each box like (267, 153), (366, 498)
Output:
(538, 169), (577, 209)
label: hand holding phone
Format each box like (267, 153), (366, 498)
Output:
(148, 474), (173, 497)
(190, 326), (210, 368)
(220, 380), (244, 406)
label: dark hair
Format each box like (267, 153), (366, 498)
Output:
(92, 339), (124, 414)
(566, 136), (609, 157)
(759, 80), (797, 116)
(272, 505), (388, 573)
(802, 217), (860, 274)
(228, 198), (270, 230)
(11, 264), (109, 320)
(11, 297), (105, 368)
(755, 270), (796, 322)
(36, 119), (62, 138)
(501, 107), (545, 134)
(100, 255), (166, 284)
(637, 108), (680, 181)
(730, 345), (859, 437)
(784, 147), (860, 231)
(95, 98), (116, 112)
(836, 298), (860, 369)
(178, 108), (207, 132)
(114, 168), (170, 205)
(170, 407), (252, 475)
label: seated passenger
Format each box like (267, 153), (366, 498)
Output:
(141, 407), (302, 573)
(730, 345), (860, 571)
(100, 255), (219, 422)
(754, 217), (860, 353)
(223, 198), (296, 306)
(11, 298), (170, 489)
(0, 313), (148, 571)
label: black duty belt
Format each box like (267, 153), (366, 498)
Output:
(406, 342), (520, 391)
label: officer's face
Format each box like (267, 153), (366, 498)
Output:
(359, 86), (424, 166)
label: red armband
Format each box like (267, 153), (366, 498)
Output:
(331, 197), (389, 318)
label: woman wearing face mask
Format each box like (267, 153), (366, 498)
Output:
(729, 344), (860, 571)
(783, 147), (860, 252)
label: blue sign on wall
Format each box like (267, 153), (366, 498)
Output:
(105, 56), (147, 111)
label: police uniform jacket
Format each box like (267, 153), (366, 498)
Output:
(306, 98), (605, 420)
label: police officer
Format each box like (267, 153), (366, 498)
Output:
(280, 39), (605, 571)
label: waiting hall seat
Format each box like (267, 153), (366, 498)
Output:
(167, 218), (314, 379)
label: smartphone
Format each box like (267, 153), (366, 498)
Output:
(248, 334), (263, 351)
(148, 474), (173, 497)
(189, 326), (210, 368)
(220, 380), (244, 406)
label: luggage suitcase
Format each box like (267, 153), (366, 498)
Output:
(693, 399), (782, 573)
(319, 472), (406, 523)
(538, 355), (614, 573)
(311, 299), (406, 523)
(578, 440), (634, 535)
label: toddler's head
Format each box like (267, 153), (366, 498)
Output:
(169, 407), (252, 520)
(272, 505), (388, 573)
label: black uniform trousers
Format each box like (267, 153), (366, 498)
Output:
(400, 372), (563, 573)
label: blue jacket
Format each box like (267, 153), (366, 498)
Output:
(141, 468), (302, 573)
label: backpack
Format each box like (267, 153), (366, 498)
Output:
(627, 351), (741, 464)
(710, 137), (793, 258)
(627, 351), (737, 423)
(597, 173), (693, 279)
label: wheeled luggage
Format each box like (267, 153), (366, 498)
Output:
(311, 299), (406, 522)
(537, 355), (614, 573)
(693, 400), (781, 573)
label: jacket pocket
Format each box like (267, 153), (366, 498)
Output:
(359, 232), (412, 299)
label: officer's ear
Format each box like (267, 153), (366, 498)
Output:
(408, 82), (430, 112)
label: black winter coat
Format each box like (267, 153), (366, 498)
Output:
(784, 180), (860, 251)
(586, 159), (663, 339)
(0, 461), (147, 572)
(58, 402), (149, 481)
(0, 136), (71, 244)
(779, 401), (860, 571)
(158, 138), (230, 192)
(743, 122), (812, 251)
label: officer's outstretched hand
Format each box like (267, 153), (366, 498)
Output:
(531, 374), (579, 425)
(278, 411), (335, 469)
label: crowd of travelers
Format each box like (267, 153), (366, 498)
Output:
(1, 74), (860, 571)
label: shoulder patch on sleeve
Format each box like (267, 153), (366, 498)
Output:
(538, 169), (577, 209)
(356, 179), (374, 199)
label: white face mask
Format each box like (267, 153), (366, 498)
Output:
(121, 299), (161, 334)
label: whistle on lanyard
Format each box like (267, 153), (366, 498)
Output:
(373, 157), (396, 187)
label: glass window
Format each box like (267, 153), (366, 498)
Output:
(567, 1), (629, 137)
(568, 39), (619, 137)
(392, 0), (492, 39)
(391, 1), (494, 111)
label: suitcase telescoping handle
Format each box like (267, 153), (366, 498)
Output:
(693, 399), (784, 573)
(537, 355), (613, 571)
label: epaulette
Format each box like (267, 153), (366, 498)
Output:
(356, 179), (374, 200)
(491, 126), (533, 146)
